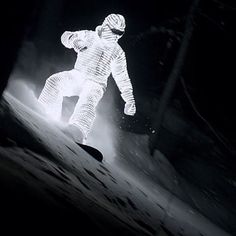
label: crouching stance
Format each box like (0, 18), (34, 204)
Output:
(38, 14), (136, 143)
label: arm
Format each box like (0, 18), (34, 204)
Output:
(111, 48), (136, 116)
(61, 30), (89, 52)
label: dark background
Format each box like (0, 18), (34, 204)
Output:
(1, 0), (236, 235)
(6, 0), (235, 148)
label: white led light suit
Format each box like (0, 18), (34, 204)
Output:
(38, 14), (136, 140)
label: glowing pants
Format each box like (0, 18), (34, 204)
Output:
(38, 69), (104, 138)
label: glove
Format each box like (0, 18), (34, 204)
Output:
(61, 31), (76, 48)
(73, 39), (87, 52)
(124, 102), (136, 116)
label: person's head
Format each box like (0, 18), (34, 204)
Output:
(96, 14), (126, 41)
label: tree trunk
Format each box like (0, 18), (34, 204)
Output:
(0, 1), (40, 99)
(149, 0), (201, 155)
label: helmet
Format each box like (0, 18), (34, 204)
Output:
(102, 14), (126, 34)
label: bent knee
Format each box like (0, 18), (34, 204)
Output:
(46, 72), (66, 89)
(46, 74), (59, 84)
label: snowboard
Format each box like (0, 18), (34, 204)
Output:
(75, 142), (103, 162)
(59, 126), (103, 162)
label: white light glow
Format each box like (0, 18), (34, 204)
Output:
(38, 14), (136, 140)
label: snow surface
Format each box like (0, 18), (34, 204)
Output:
(0, 91), (231, 236)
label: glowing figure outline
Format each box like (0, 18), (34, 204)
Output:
(38, 14), (136, 141)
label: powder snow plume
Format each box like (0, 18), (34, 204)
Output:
(6, 77), (119, 162)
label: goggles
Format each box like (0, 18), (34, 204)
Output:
(107, 24), (125, 36)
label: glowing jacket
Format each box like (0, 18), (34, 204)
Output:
(61, 30), (135, 105)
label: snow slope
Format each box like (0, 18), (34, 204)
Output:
(0, 92), (231, 236)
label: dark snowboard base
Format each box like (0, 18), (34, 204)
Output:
(57, 124), (103, 162)
(76, 142), (103, 162)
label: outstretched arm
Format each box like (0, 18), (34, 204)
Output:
(111, 49), (136, 116)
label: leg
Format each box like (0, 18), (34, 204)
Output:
(38, 70), (80, 121)
(69, 81), (104, 140)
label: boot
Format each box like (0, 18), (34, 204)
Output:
(62, 124), (84, 143)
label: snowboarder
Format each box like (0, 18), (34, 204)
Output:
(38, 14), (136, 143)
